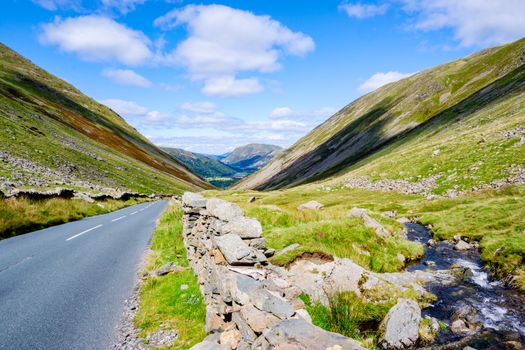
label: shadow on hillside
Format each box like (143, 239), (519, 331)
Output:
(258, 63), (525, 190)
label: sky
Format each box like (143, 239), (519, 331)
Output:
(1, 1), (525, 154)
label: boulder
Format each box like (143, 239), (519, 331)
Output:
(454, 240), (473, 251)
(297, 201), (324, 211)
(247, 196), (257, 203)
(379, 298), (421, 349)
(324, 258), (365, 296)
(207, 198), (244, 221)
(347, 207), (369, 218)
(275, 243), (300, 256)
(348, 208), (390, 238)
(450, 305), (482, 334)
(182, 192), (207, 208)
(214, 234), (267, 265)
(240, 304), (279, 333)
(264, 318), (365, 350)
(221, 217), (262, 239)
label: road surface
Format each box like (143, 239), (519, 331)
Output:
(0, 200), (168, 349)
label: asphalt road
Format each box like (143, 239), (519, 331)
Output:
(0, 200), (168, 350)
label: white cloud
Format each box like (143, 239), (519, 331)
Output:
(39, 16), (152, 66)
(154, 4), (314, 96)
(32, 0), (81, 11)
(339, 2), (389, 19)
(175, 113), (239, 128)
(102, 69), (151, 88)
(358, 71), (414, 93)
(202, 76), (263, 97)
(102, 99), (167, 124)
(270, 106), (337, 120)
(180, 101), (217, 114)
(159, 83), (181, 92)
(101, 0), (145, 14)
(403, 0), (525, 47)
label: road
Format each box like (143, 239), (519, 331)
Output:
(0, 200), (168, 350)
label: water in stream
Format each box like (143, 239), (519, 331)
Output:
(405, 223), (525, 349)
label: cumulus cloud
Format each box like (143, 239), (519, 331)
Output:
(180, 101), (217, 114)
(154, 4), (315, 96)
(102, 68), (151, 88)
(32, 0), (82, 11)
(402, 0), (525, 47)
(358, 71), (414, 93)
(39, 16), (152, 66)
(202, 76), (263, 97)
(339, 2), (389, 19)
(102, 98), (167, 124)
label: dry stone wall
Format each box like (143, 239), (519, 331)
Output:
(181, 192), (365, 350)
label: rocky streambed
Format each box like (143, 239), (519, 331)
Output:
(405, 223), (525, 349)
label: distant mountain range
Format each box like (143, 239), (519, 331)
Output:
(0, 43), (211, 196)
(163, 143), (282, 188)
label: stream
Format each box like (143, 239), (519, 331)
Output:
(405, 223), (525, 349)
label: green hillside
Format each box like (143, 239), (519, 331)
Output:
(235, 38), (525, 193)
(0, 43), (211, 196)
(222, 143), (282, 172)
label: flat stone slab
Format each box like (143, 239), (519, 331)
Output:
(207, 198), (244, 221)
(182, 192), (207, 208)
(214, 234), (266, 265)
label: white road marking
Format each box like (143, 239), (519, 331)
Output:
(66, 224), (103, 241)
(111, 215), (127, 222)
(129, 211), (138, 215)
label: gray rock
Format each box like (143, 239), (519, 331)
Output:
(324, 258), (364, 296)
(222, 217), (262, 239)
(379, 298), (421, 349)
(347, 207), (369, 218)
(207, 198), (244, 221)
(240, 304), (279, 333)
(249, 238), (267, 250)
(247, 196), (257, 203)
(214, 234), (267, 265)
(189, 333), (222, 350)
(297, 200), (324, 210)
(74, 192), (95, 203)
(264, 318), (365, 349)
(182, 192), (207, 208)
(263, 248), (275, 257)
(232, 312), (257, 342)
(450, 305), (482, 334)
(275, 243), (300, 256)
(454, 240), (473, 251)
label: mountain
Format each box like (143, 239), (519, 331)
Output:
(234, 38), (525, 193)
(222, 144), (282, 172)
(163, 144), (282, 188)
(0, 43), (210, 195)
(162, 147), (237, 178)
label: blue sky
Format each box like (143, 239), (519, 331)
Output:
(2, 0), (525, 154)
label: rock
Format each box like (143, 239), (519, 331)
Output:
(463, 347), (477, 350)
(264, 318), (365, 350)
(362, 214), (390, 238)
(295, 309), (312, 324)
(297, 200), (324, 211)
(324, 258), (364, 296)
(190, 333), (221, 349)
(382, 210), (397, 218)
(424, 261), (436, 267)
(247, 196), (257, 203)
(396, 253), (406, 263)
(151, 262), (184, 277)
(427, 239), (437, 246)
(352, 243), (370, 256)
(182, 192), (207, 208)
(379, 298), (421, 349)
(275, 243), (300, 256)
(454, 240), (473, 251)
(263, 248), (275, 257)
(180, 284), (189, 290)
(207, 198), (244, 221)
(450, 305), (482, 334)
(432, 149), (440, 157)
(240, 304), (279, 333)
(222, 217), (262, 239)
(220, 328), (241, 349)
(249, 238), (267, 250)
(396, 217), (410, 224)
(74, 192), (95, 203)
(347, 207), (368, 218)
(214, 234), (267, 265)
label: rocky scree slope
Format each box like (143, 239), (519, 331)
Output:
(235, 38), (525, 193)
(0, 43), (210, 195)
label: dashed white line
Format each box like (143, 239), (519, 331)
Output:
(66, 224), (103, 241)
(129, 211), (138, 216)
(111, 215), (127, 222)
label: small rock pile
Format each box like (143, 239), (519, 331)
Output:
(181, 192), (365, 350)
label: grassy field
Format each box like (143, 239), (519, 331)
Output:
(205, 183), (525, 292)
(134, 202), (206, 350)
(0, 197), (148, 239)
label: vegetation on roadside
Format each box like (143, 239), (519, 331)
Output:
(0, 197), (147, 239)
(135, 202), (206, 350)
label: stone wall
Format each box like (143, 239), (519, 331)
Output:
(181, 192), (365, 350)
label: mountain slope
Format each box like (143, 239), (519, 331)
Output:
(162, 147), (237, 178)
(222, 144), (282, 172)
(235, 38), (525, 192)
(0, 43), (210, 195)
